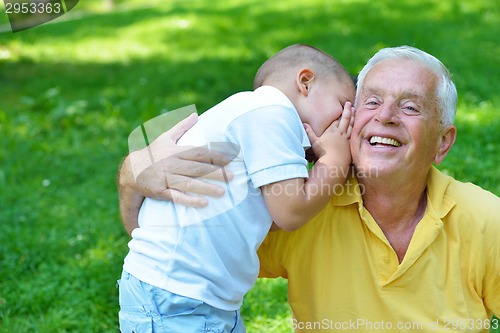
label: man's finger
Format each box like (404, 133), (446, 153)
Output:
(154, 157), (233, 182)
(166, 113), (199, 143)
(176, 142), (239, 166)
(161, 189), (209, 208)
(175, 146), (231, 166)
(165, 175), (227, 197)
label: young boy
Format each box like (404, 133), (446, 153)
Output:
(119, 44), (355, 332)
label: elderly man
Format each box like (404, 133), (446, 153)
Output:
(118, 46), (499, 332)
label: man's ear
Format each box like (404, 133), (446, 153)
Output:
(434, 125), (457, 165)
(296, 69), (315, 96)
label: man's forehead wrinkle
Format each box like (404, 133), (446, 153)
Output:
(360, 84), (425, 101)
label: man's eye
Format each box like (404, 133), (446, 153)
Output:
(402, 105), (421, 115)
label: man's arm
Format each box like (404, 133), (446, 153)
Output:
(118, 156), (146, 235)
(262, 102), (353, 231)
(117, 113), (232, 235)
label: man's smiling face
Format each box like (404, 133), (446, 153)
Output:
(350, 58), (444, 181)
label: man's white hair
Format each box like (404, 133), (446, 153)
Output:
(356, 46), (458, 126)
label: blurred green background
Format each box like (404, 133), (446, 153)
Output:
(0, 0), (498, 332)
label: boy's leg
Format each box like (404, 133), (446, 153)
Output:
(230, 309), (246, 333)
(118, 270), (246, 332)
(118, 270), (155, 333)
(154, 289), (246, 332)
(182, 304), (245, 333)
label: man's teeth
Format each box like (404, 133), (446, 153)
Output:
(369, 136), (401, 147)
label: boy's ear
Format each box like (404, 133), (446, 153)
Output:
(434, 125), (457, 165)
(297, 69), (315, 96)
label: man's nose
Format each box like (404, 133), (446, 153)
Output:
(374, 102), (399, 125)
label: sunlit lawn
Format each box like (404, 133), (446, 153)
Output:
(0, 0), (498, 332)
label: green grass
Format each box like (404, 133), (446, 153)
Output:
(0, 0), (498, 332)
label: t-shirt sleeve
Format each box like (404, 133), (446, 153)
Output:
(226, 105), (310, 189)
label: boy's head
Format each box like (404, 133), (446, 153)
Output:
(254, 44), (355, 136)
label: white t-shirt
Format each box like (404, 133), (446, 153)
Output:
(123, 86), (310, 310)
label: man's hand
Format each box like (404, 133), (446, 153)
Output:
(128, 113), (235, 205)
(118, 113), (234, 235)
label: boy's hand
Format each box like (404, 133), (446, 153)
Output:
(262, 102), (355, 232)
(304, 101), (354, 164)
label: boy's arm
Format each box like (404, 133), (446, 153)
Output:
(262, 102), (353, 231)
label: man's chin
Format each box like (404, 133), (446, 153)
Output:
(353, 160), (398, 181)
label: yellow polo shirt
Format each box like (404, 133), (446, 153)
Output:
(258, 167), (500, 332)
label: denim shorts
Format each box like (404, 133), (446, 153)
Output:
(118, 270), (246, 333)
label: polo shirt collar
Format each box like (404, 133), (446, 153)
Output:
(329, 168), (362, 207)
(426, 166), (456, 219)
(330, 166), (456, 221)
(329, 166), (457, 282)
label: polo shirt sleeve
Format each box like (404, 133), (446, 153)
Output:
(225, 105), (310, 188)
(484, 212), (500, 318)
